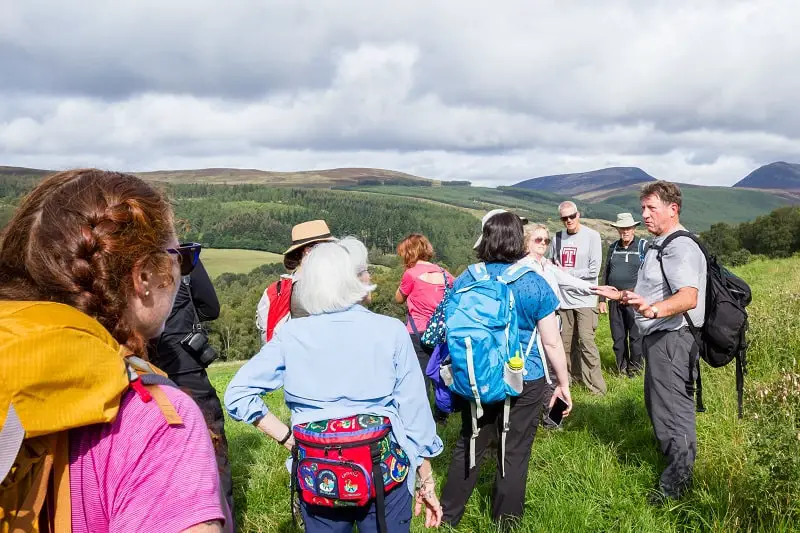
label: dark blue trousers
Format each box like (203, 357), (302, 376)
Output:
(301, 487), (413, 533)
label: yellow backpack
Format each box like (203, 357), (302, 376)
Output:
(0, 301), (181, 533)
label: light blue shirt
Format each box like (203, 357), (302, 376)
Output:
(224, 305), (444, 495)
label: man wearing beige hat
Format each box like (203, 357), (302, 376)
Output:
(599, 213), (648, 376)
(256, 220), (336, 342)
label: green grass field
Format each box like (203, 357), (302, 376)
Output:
(201, 248), (284, 278)
(208, 257), (800, 532)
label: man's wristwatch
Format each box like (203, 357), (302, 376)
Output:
(651, 306), (660, 318)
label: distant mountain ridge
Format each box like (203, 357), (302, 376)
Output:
(137, 167), (432, 186)
(0, 166), (432, 187)
(734, 162), (800, 191)
(1, 163), (798, 233)
(513, 167), (656, 197)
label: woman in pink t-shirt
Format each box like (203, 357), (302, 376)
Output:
(0, 170), (228, 533)
(394, 234), (453, 421)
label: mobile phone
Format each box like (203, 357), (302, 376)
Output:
(547, 397), (570, 426)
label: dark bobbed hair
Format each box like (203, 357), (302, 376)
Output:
(475, 212), (527, 263)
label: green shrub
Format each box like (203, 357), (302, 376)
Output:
(744, 369), (800, 524)
(723, 248), (752, 266)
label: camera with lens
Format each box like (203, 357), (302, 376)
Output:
(180, 324), (219, 367)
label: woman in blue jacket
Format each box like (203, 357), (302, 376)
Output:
(440, 211), (573, 529)
(225, 238), (443, 533)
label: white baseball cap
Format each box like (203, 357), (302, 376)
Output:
(473, 209), (529, 249)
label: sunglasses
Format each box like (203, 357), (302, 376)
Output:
(166, 242), (202, 276)
(560, 212), (579, 222)
(534, 237), (552, 245)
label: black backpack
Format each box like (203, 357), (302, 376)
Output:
(650, 230), (752, 418)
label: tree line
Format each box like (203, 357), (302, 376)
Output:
(163, 183), (479, 270)
(700, 206), (800, 265)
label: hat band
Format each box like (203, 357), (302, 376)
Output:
(290, 233), (332, 247)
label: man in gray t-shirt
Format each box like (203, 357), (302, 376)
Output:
(548, 201), (606, 396)
(595, 181), (706, 502)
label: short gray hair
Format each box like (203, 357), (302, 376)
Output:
(294, 240), (376, 315)
(337, 236), (369, 275)
(558, 201), (578, 213)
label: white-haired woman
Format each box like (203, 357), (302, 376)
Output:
(224, 239), (443, 533)
(519, 223), (594, 427)
(337, 236), (373, 304)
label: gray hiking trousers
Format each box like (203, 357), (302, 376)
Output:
(643, 327), (697, 499)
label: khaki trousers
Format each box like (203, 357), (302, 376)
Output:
(558, 307), (607, 395)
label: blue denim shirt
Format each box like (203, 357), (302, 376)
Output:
(224, 305), (443, 495)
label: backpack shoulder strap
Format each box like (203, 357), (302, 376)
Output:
(651, 231), (703, 334)
(638, 238), (648, 262)
(651, 230), (707, 261)
(438, 265), (453, 289)
(498, 263), (533, 284)
(554, 231), (563, 264)
(131, 363), (184, 426)
(467, 262), (491, 282)
(266, 277), (294, 341)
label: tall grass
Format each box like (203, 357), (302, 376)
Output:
(208, 257), (800, 532)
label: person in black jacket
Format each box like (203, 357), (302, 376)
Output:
(151, 259), (234, 526)
(599, 213), (647, 377)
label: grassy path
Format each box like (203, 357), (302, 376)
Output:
(208, 257), (800, 532)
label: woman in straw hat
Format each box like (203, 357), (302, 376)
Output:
(255, 220), (336, 342)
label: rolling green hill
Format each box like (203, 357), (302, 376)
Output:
(346, 184), (560, 220)
(140, 167), (433, 187)
(596, 184), (792, 231)
(347, 182), (790, 232)
(1, 165), (796, 234)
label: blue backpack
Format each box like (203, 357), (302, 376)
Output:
(444, 262), (536, 476)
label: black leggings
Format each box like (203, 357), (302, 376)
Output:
(440, 378), (546, 528)
(409, 333), (448, 421)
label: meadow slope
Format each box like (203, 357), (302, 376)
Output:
(201, 248), (283, 279)
(208, 256), (800, 533)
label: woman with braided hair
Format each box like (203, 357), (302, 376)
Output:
(0, 169), (229, 532)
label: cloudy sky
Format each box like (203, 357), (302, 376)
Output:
(2, 0), (799, 186)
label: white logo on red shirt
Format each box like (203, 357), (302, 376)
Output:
(561, 247), (578, 268)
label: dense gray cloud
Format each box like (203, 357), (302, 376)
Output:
(1, 0), (799, 186)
